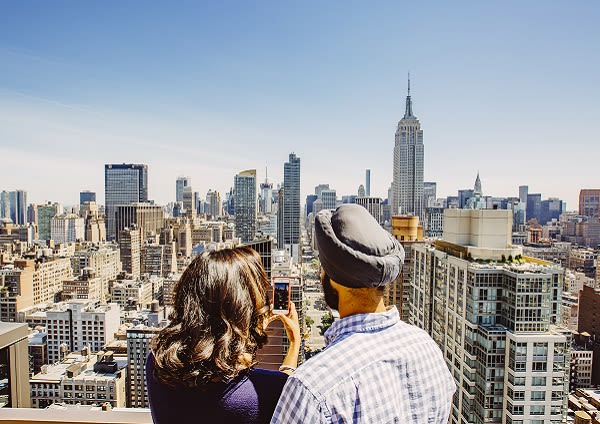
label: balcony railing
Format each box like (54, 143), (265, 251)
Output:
(0, 407), (151, 424)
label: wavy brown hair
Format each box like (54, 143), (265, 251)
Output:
(151, 246), (271, 387)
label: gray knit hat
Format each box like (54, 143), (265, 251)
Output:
(315, 204), (405, 288)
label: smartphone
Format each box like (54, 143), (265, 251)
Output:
(272, 277), (291, 314)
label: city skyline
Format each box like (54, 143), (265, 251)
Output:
(1, 2), (599, 209)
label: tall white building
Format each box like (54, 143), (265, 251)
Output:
(392, 77), (424, 221)
(411, 209), (569, 423)
(46, 301), (120, 363)
(50, 214), (85, 244)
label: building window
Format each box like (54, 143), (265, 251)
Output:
(531, 391), (545, 401)
(532, 377), (546, 386)
(532, 362), (547, 372)
(530, 405), (545, 415)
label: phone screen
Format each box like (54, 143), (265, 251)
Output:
(272, 278), (290, 313)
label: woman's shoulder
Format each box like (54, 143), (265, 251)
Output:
(244, 368), (288, 392)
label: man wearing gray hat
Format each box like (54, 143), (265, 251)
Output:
(271, 204), (455, 423)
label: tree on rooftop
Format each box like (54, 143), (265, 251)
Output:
(318, 312), (334, 336)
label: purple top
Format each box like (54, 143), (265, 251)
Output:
(146, 353), (288, 424)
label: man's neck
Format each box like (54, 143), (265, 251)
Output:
(337, 295), (387, 319)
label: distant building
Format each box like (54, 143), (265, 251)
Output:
(182, 186), (195, 218)
(104, 164), (148, 241)
(579, 189), (600, 220)
(175, 176), (190, 204)
(320, 189), (337, 211)
(260, 173), (273, 215)
(28, 331), (47, 376)
(357, 184), (366, 198)
(119, 227), (141, 279)
(50, 214), (85, 244)
(365, 169), (371, 197)
(37, 202), (62, 242)
(114, 203), (164, 243)
(207, 190), (222, 218)
(527, 193), (542, 224)
(71, 244), (121, 299)
(425, 206), (444, 238)
(0, 260), (35, 322)
(110, 278), (153, 309)
(391, 77), (424, 221)
(79, 191), (96, 205)
(9, 190), (28, 226)
(79, 202), (106, 243)
(570, 347), (593, 390)
(283, 153), (301, 260)
(62, 268), (103, 301)
(305, 194), (317, 217)
(423, 181), (436, 209)
(577, 286), (600, 385)
(234, 169), (257, 243)
(141, 243), (176, 278)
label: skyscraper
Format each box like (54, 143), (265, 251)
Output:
(234, 169), (257, 243)
(260, 169), (273, 214)
(365, 169), (371, 197)
(175, 176), (190, 203)
(9, 190), (27, 225)
(104, 164), (148, 240)
(392, 77), (424, 221)
(283, 153), (301, 259)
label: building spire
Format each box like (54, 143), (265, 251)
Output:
(404, 73), (414, 119)
(474, 171), (482, 196)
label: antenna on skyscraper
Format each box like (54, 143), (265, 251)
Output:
(408, 72), (411, 97)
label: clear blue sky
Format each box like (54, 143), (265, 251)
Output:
(1, 1), (598, 209)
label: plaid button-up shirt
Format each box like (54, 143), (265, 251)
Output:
(271, 307), (456, 423)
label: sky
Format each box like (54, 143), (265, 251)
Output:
(1, 1), (599, 210)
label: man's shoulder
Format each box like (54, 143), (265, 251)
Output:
(293, 319), (443, 389)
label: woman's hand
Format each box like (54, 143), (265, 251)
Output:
(266, 302), (301, 374)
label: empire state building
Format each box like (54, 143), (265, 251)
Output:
(392, 77), (424, 221)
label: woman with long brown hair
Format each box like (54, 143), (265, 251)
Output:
(146, 246), (300, 423)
